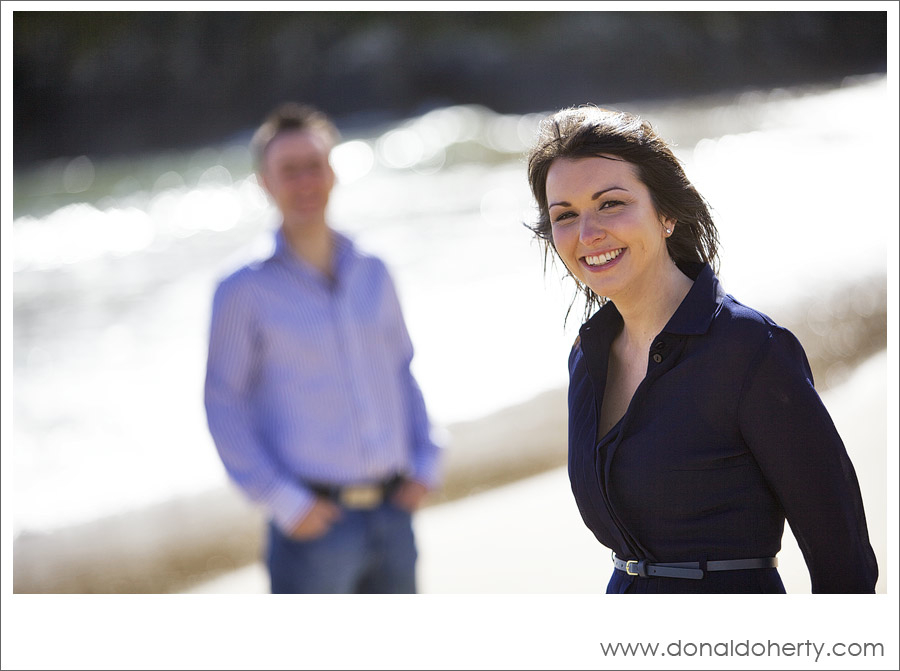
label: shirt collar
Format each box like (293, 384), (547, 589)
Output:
(273, 226), (355, 280)
(580, 262), (725, 340)
(661, 262), (727, 336)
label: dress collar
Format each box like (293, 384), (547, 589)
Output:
(661, 262), (727, 336)
(580, 262), (726, 341)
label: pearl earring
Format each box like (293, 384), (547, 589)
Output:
(665, 228), (671, 235)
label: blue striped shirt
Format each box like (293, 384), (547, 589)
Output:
(204, 228), (442, 532)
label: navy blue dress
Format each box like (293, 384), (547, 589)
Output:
(568, 263), (877, 593)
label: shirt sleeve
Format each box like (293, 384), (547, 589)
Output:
(204, 275), (315, 532)
(402, 363), (444, 490)
(737, 326), (878, 593)
(383, 271), (443, 490)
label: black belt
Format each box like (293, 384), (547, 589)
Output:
(612, 553), (777, 580)
(307, 475), (403, 510)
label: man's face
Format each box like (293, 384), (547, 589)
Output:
(260, 129), (335, 225)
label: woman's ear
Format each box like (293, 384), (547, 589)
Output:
(662, 216), (676, 237)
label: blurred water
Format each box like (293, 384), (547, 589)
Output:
(11, 75), (890, 535)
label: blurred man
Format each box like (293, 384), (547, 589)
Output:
(204, 103), (442, 593)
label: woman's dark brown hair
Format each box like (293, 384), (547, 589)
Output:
(526, 105), (720, 320)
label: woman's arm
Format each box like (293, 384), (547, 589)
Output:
(737, 327), (878, 593)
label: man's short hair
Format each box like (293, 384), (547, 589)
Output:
(251, 103), (341, 170)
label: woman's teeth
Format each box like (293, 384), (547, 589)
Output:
(585, 249), (622, 266)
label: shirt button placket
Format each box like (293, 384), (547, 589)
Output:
(336, 298), (370, 455)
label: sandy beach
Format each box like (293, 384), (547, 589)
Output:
(186, 347), (889, 595)
(12, 270), (889, 596)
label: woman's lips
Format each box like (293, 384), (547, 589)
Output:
(582, 247), (624, 269)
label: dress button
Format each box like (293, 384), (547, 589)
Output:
(652, 353), (663, 363)
(653, 341), (666, 350)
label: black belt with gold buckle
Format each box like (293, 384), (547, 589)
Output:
(612, 552), (777, 580)
(308, 475), (403, 510)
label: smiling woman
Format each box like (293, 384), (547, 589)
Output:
(528, 107), (719, 321)
(524, 105), (878, 594)
(546, 156), (690, 318)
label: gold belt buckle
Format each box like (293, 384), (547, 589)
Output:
(340, 485), (383, 509)
(626, 560), (639, 576)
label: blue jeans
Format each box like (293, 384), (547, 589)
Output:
(266, 502), (418, 594)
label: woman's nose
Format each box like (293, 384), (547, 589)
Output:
(579, 212), (607, 245)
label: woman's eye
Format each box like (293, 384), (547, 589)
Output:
(599, 200), (624, 210)
(552, 211), (575, 223)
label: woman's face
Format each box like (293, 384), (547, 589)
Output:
(546, 155), (674, 304)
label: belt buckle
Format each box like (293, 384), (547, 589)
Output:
(340, 485), (383, 509)
(625, 560), (640, 576)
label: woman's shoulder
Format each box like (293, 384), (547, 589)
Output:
(567, 334), (584, 371)
(717, 292), (782, 333)
(714, 293), (805, 356)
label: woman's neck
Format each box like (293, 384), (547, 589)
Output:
(614, 260), (694, 350)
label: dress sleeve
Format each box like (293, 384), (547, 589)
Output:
(737, 326), (877, 593)
(204, 276), (315, 532)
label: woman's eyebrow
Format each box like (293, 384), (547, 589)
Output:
(592, 186), (627, 200)
(549, 186), (627, 209)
